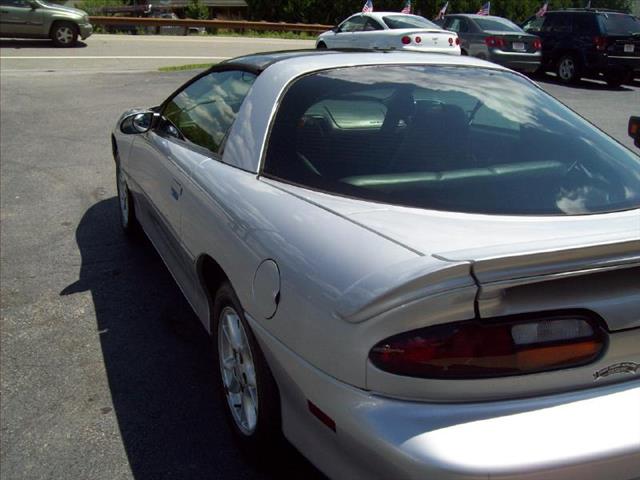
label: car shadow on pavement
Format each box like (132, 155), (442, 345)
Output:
(0, 39), (87, 48)
(61, 198), (325, 480)
(533, 72), (634, 92)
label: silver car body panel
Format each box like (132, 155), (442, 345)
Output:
(113, 51), (640, 479)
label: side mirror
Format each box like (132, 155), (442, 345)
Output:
(29, 0), (38, 9)
(120, 111), (154, 134)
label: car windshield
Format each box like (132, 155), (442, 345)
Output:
(264, 65), (640, 216)
(599, 14), (640, 35)
(382, 15), (439, 30)
(474, 17), (523, 32)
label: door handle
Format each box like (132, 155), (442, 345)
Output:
(170, 179), (182, 200)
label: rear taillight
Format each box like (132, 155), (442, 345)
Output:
(401, 35), (411, 45)
(369, 314), (606, 379)
(448, 37), (454, 46)
(415, 36), (422, 44)
(594, 36), (608, 51)
(533, 38), (542, 50)
(455, 37), (460, 45)
(485, 36), (506, 48)
(629, 116), (640, 137)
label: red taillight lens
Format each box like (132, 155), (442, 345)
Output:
(415, 36), (422, 44)
(533, 38), (542, 50)
(629, 117), (640, 136)
(455, 37), (460, 45)
(485, 36), (506, 48)
(369, 315), (605, 379)
(401, 35), (411, 45)
(594, 36), (607, 51)
(448, 37), (454, 45)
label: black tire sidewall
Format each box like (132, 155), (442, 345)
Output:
(51, 22), (78, 47)
(212, 282), (281, 452)
(115, 164), (137, 236)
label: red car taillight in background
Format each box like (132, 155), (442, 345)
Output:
(485, 36), (506, 48)
(369, 314), (606, 379)
(594, 36), (608, 51)
(533, 38), (542, 50)
(401, 35), (411, 45)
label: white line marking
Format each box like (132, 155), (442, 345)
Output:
(0, 55), (230, 60)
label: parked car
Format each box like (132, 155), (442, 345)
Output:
(112, 50), (640, 480)
(0, 0), (92, 46)
(522, 8), (640, 86)
(317, 12), (460, 55)
(630, 116), (640, 147)
(439, 14), (541, 73)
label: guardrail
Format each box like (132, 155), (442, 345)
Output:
(89, 16), (332, 33)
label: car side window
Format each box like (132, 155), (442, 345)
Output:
(363, 18), (384, 31)
(542, 14), (572, 33)
(573, 14), (597, 34)
(339, 16), (366, 33)
(161, 70), (256, 154)
(445, 18), (462, 32)
(523, 16), (544, 33)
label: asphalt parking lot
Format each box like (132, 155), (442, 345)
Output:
(1, 34), (639, 480)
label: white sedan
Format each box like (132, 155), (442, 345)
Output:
(317, 12), (461, 55)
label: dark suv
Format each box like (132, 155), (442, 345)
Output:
(522, 9), (640, 86)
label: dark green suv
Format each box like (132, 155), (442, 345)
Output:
(523, 9), (640, 86)
(0, 0), (92, 47)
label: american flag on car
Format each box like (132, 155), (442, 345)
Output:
(477, 1), (490, 16)
(362, 0), (373, 13)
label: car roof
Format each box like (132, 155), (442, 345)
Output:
(222, 49), (356, 72)
(545, 9), (630, 15)
(446, 14), (509, 20)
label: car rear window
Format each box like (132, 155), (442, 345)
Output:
(382, 15), (440, 30)
(474, 17), (523, 32)
(599, 13), (640, 35)
(264, 65), (640, 216)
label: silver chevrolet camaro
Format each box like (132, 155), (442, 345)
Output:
(112, 50), (640, 479)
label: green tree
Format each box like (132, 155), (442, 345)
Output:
(185, 0), (209, 19)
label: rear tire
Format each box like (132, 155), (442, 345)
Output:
(557, 54), (580, 84)
(51, 21), (78, 47)
(212, 282), (282, 454)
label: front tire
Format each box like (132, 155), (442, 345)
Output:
(213, 282), (281, 451)
(116, 164), (138, 237)
(316, 41), (327, 49)
(51, 22), (79, 47)
(557, 54), (580, 84)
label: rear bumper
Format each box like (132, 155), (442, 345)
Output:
(586, 54), (640, 74)
(401, 45), (461, 56)
(251, 314), (640, 480)
(489, 50), (542, 73)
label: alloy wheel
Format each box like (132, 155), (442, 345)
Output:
(56, 26), (74, 45)
(558, 58), (575, 82)
(218, 306), (259, 436)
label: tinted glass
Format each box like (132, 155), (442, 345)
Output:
(0, 0), (28, 6)
(474, 17), (522, 32)
(383, 15), (440, 30)
(163, 70), (256, 153)
(572, 14), (598, 34)
(445, 18), (468, 33)
(542, 13), (572, 33)
(265, 66), (640, 216)
(364, 18), (384, 31)
(339, 16), (366, 32)
(599, 14), (640, 35)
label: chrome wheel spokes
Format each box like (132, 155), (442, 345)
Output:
(218, 307), (258, 435)
(57, 27), (73, 44)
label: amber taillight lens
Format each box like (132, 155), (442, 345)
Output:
(369, 315), (605, 379)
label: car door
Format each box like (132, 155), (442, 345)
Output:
(330, 15), (366, 48)
(127, 68), (257, 300)
(0, 0), (43, 36)
(353, 16), (385, 49)
(538, 13), (573, 65)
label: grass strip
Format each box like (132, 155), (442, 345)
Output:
(159, 63), (216, 72)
